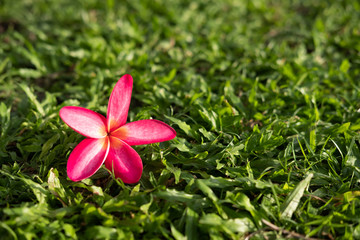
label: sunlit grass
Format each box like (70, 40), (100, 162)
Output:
(1, 0), (360, 239)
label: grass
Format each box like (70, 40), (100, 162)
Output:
(1, 0), (360, 239)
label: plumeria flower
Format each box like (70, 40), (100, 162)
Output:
(59, 74), (176, 184)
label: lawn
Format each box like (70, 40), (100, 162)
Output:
(1, 0), (360, 239)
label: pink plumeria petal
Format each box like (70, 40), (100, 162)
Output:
(111, 119), (176, 145)
(67, 137), (110, 181)
(107, 74), (133, 132)
(105, 136), (143, 184)
(60, 106), (107, 138)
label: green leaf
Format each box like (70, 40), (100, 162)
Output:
(160, 68), (177, 83)
(63, 224), (77, 239)
(19, 83), (45, 116)
(340, 59), (350, 73)
(337, 122), (351, 134)
(0, 57), (10, 74)
(199, 213), (255, 237)
(197, 179), (227, 219)
(170, 223), (186, 240)
(47, 168), (67, 205)
(162, 159), (181, 184)
(226, 192), (262, 226)
(0, 222), (18, 240)
(165, 116), (196, 138)
(281, 173), (313, 219)
(0, 169), (48, 204)
(185, 207), (199, 240)
(40, 134), (60, 158)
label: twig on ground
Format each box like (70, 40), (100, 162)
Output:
(261, 219), (323, 240)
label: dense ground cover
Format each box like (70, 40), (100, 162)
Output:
(1, 0), (360, 239)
